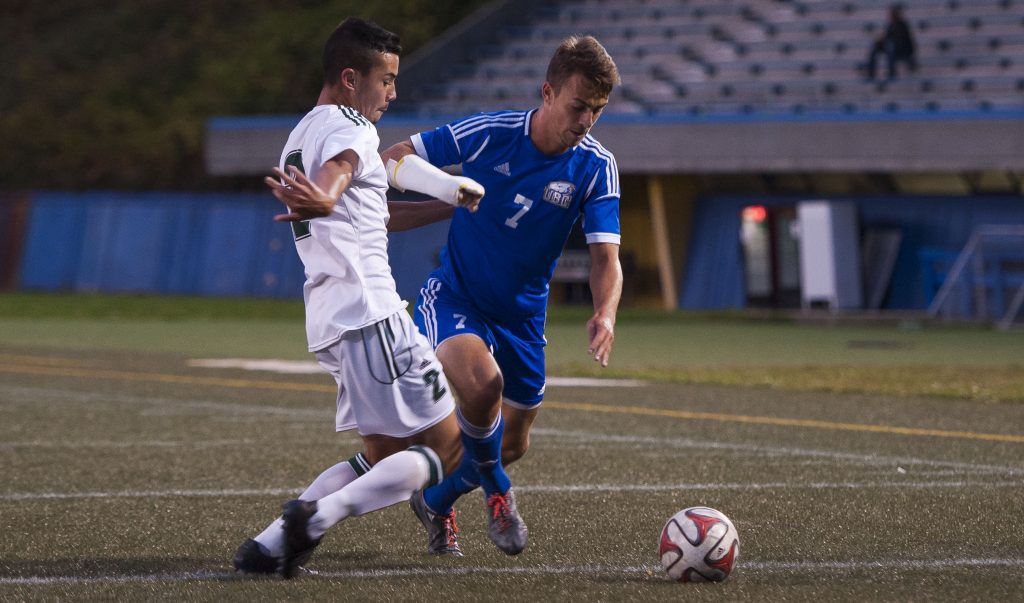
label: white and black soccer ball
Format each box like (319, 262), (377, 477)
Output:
(659, 506), (739, 583)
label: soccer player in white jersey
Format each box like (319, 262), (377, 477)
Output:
(230, 17), (483, 579)
(381, 36), (623, 556)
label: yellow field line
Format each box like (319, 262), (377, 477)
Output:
(2, 362), (1022, 443)
(0, 363), (335, 394)
(543, 401), (1024, 444)
(0, 353), (84, 368)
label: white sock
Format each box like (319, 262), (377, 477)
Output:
(254, 453), (370, 557)
(307, 446), (442, 539)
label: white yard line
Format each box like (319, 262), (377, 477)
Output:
(519, 480), (1024, 492)
(532, 428), (1024, 476)
(2, 558), (1023, 585)
(185, 359), (646, 386)
(546, 377), (647, 387)
(3, 479), (1022, 502)
(2, 381), (1020, 477)
(186, 359), (324, 374)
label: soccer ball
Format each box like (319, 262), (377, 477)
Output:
(659, 506), (739, 583)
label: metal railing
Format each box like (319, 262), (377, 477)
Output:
(926, 224), (1024, 330)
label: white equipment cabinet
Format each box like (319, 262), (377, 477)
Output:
(797, 200), (863, 310)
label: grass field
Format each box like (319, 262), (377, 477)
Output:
(1, 293), (1023, 600)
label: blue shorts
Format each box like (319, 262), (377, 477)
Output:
(414, 276), (546, 408)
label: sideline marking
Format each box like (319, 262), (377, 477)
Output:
(2, 558), (1023, 585)
(5, 382), (1018, 477)
(0, 439), (255, 450)
(2, 363), (1022, 443)
(0, 488), (301, 501)
(0, 363), (335, 394)
(544, 401), (1024, 444)
(3, 479), (1022, 501)
(532, 428), (1024, 476)
(187, 358), (323, 374)
(0, 353), (82, 368)
(547, 377), (646, 387)
(187, 358), (646, 386)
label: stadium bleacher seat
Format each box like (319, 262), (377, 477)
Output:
(413, 0), (1024, 117)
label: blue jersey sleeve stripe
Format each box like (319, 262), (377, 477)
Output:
(582, 154), (618, 199)
(451, 112), (525, 137)
(466, 135), (490, 163)
(444, 124), (461, 156)
(454, 120), (525, 142)
(579, 138), (620, 195)
(580, 137), (617, 173)
(584, 170), (602, 200)
(450, 111), (524, 129)
(579, 135), (612, 156)
(588, 192), (620, 203)
(450, 112), (512, 134)
(607, 162), (618, 197)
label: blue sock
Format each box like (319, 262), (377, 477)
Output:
(423, 454), (479, 514)
(457, 410), (511, 497)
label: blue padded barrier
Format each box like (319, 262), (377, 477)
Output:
(680, 195), (1024, 310)
(17, 191), (448, 300)
(19, 192), (305, 298)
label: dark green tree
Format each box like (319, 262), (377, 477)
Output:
(0, 1), (486, 190)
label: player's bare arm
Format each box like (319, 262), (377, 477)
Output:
(381, 142), (484, 212)
(264, 149), (358, 222)
(586, 242), (623, 367)
(380, 140), (416, 164)
(387, 200), (454, 232)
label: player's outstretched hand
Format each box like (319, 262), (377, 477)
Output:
(264, 166), (335, 222)
(586, 314), (615, 367)
(453, 176), (483, 213)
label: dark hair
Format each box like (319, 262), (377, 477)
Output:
(545, 35), (620, 97)
(322, 17), (401, 85)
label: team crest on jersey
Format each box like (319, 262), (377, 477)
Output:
(542, 181), (575, 208)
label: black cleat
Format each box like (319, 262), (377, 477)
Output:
(280, 500), (322, 579)
(233, 536), (315, 577)
(232, 538), (278, 575)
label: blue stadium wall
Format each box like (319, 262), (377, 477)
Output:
(681, 194), (1024, 310)
(13, 192), (447, 301)
(7, 191), (1021, 311)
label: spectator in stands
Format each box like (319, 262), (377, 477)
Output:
(865, 4), (917, 81)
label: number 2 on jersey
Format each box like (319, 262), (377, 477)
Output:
(423, 368), (448, 402)
(283, 150), (312, 241)
(504, 194), (533, 229)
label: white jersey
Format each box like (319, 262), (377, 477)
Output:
(280, 104), (405, 351)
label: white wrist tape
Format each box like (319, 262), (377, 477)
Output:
(387, 155), (484, 206)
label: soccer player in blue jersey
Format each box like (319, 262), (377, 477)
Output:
(382, 35), (622, 556)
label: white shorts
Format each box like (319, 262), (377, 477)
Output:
(315, 311), (455, 437)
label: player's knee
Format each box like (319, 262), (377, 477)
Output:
(464, 371), (504, 410)
(501, 442), (528, 465)
(501, 433), (529, 465)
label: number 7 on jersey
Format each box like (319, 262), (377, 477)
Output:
(504, 194), (533, 229)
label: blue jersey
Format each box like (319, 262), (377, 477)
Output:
(412, 109), (621, 319)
